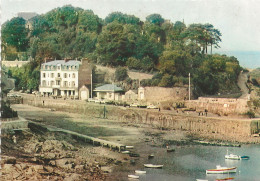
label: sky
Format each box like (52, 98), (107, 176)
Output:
(1, 0), (260, 53)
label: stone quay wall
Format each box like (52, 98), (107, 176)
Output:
(20, 93), (260, 142)
(185, 97), (250, 116)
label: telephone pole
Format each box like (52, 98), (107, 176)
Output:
(189, 73), (191, 101)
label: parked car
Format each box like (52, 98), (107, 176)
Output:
(87, 98), (95, 102)
(147, 105), (158, 109)
(130, 103), (139, 107)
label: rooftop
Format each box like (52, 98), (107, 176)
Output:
(94, 84), (124, 92)
(42, 60), (81, 66)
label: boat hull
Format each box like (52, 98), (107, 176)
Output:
(206, 167), (237, 174)
(144, 164), (163, 168)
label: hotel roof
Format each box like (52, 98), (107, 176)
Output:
(94, 84), (123, 92)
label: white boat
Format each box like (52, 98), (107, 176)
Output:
(135, 170), (146, 174)
(225, 153), (241, 160)
(128, 175), (139, 179)
(206, 165), (237, 174)
(122, 151), (130, 154)
(126, 146), (134, 149)
(225, 150), (241, 160)
(144, 164), (163, 168)
(196, 179), (208, 181)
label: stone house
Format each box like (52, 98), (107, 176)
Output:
(124, 90), (138, 101)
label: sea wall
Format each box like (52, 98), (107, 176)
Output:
(19, 93), (260, 142)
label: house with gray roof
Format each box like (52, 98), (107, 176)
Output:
(94, 84), (124, 101)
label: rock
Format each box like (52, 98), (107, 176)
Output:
(64, 173), (81, 181)
(43, 152), (56, 160)
(55, 159), (69, 168)
(33, 165), (44, 172)
(75, 165), (84, 172)
(114, 160), (122, 165)
(3, 164), (14, 173)
(43, 166), (54, 173)
(49, 160), (56, 166)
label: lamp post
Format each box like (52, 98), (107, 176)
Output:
(91, 70), (93, 99)
(189, 73), (191, 101)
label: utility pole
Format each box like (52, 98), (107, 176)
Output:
(189, 73), (191, 101)
(91, 70), (93, 99)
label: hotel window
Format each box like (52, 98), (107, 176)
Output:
(43, 73), (46, 78)
(72, 81), (75, 86)
(58, 66), (61, 70)
(56, 80), (60, 85)
(64, 81), (68, 87)
(58, 73), (60, 77)
(72, 73), (75, 78)
(64, 73), (67, 78)
(51, 73), (54, 78)
(42, 80), (46, 86)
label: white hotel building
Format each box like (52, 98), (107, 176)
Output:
(39, 59), (91, 98)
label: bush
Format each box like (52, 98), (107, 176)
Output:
(244, 110), (255, 118)
(158, 74), (174, 87)
(140, 79), (152, 87)
(1, 101), (18, 118)
(115, 67), (128, 81)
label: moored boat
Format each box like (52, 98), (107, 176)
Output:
(122, 150), (130, 154)
(216, 177), (235, 181)
(126, 146), (134, 149)
(196, 179), (208, 181)
(128, 175), (139, 179)
(225, 153), (241, 160)
(144, 164), (163, 168)
(148, 154), (154, 159)
(206, 165), (237, 174)
(241, 155), (250, 160)
(135, 170), (146, 174)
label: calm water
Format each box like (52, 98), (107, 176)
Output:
(216, 51), (260, 69)
(121, 144), (260, 181)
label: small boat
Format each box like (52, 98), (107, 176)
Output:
(225, 153), (241, 160)
(126, 146), (134, 149)
(122, 151), (130, 154)
(128, 175), (139, 179)
(135, 170), (146, 174)
(216, 178), (235, 181)
(148, 154), (154, 159)
(167, 148), (175, 152)
(206, 165), (237, 174)
(241, 155), (250, 160)
(144, 164), (163, 168)
(196, 179), (208, 181)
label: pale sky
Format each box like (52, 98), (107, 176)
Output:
(1, 0), (260, 52)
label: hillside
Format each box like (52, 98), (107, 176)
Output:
(2, 5), (242, 97)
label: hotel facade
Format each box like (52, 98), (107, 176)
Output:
(39, 59), (91, 98)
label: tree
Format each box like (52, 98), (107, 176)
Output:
(146, 14), (164, 25)
(95, 22), (129, 66)
(115, 67), (129, 81)
(1, 17), (29, 51)
(105, 12), (140, 25)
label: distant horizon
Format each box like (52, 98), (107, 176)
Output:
(215, 50), (260, 69)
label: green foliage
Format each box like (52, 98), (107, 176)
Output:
(105, 12), (140, 25)
(115, 67), (129, 81)
(1, 101), (18, 118)
(1, 17), (29, 51)
(244, 110), (255, 118)
(1, 5), (242, 97)
(146, 14), (164, 25)
(158, 74), (174, 87)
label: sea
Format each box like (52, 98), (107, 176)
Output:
(121, 144), (260, 181)
(216, 51), (260, 69)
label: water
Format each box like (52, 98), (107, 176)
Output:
(124, 144), (260, 181)
(216, 51), (260, 69)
